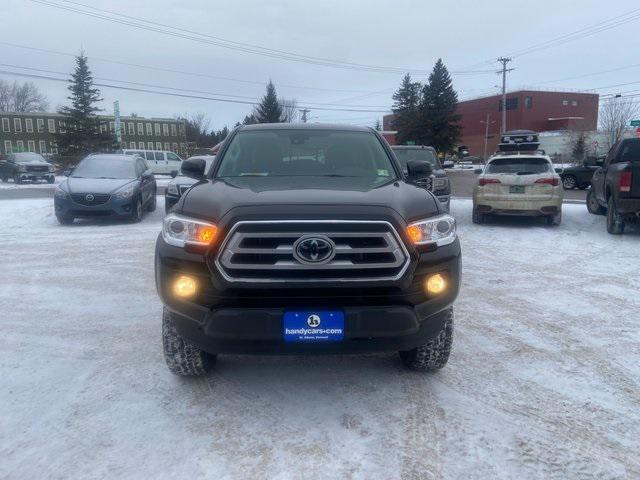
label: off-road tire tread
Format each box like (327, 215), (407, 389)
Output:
(162, 307), (214, 376)
(399, 308), (453, 371)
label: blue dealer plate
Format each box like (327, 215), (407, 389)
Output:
(283, 310), (344, 343)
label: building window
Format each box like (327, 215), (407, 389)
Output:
(129, 141), (136, 149)
(524, 96), (533, 109)
(4, 140), (11, 153)
(499, 98), (518, 111)
(16, 140), (24, 151)
(155, 141), (162, 150)
(48, 119), (56, 133)
(128, 122), (135, 135)
(50, 143), (58, 155)
(162, 124), (169, 136)
(562, 100), (569, 106)
(163, 142), (170, 151)
(25, 118), (33, 133)
(109, 121), (115, 132)
(39, 140), (47, 153)
(100, 123), (107, 133)
(2, 118), (9, 132)
(170, 124), (177, 136)
(147, 142), (154, 150)
(138, 141), (145, 149)
(154, 123), (161, 136)
(179, 124), (185, 136)
(172, 142), (178, 152)
(571, 100), (578, 107)
(37, 118), (44, 133)
(14, 118), (22, 133)
(137, 123), (144, 135)
(146, 123), (152, 135)
(27, 140), (36, 152)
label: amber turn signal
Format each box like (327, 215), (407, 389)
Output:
(425, 273), (446, 295)
(173, 275), (198, 298)
(196, 225), (217, 244)
(406, 225), (423, 244)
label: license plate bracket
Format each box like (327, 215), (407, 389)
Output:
(283, 310), (344, 343)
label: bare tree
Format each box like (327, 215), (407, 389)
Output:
(600, 97), (638, 146)
(0, 80), (13, 112)
(0, 80), (48, 112)
(279, 98), (298, 123)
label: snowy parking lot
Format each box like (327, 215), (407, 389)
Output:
(1, 198), (639, 479)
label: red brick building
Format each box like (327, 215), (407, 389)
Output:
(383, 90), (599, 157)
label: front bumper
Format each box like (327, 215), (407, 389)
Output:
(54, 194), (135, 218)
(155, 236), (461, 355)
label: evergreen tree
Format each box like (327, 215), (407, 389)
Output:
(56, 53), (115, 156)
(419, 59), (461, 153)
(572, 133), (586, 162)
(374, 119), (382, 131)
(254, 81), (283, 123)
(242, 114), (258, 125)
(391, 73), (421, 144)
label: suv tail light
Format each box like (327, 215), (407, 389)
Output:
(535, 177), (560, 186)
(620, 171), (632, 192)
(479, 178), (501, 186)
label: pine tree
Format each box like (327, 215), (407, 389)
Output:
(420, 59), (461, 153)
(56, 53), (115, 156)
(254, 81), (283, 123)
(374, 119), (382, 131)
(391, 73), (421, 144)
(572, 133), (586, 162)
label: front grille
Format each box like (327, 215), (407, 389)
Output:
(215, 220), (410, 282)
(70, 193), (111, 206)
(26, 165), (49, 172)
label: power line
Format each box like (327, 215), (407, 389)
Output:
(0, 68), (392, 113)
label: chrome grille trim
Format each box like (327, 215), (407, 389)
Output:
(214, 220), (410, 283)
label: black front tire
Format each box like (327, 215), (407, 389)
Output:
(162, 307), (215, 376)
(399, 308), (453, 371)
(1, 176), (8, 183)
(56, 214), (74, 225)
(472, 207), (485, 224)
(14, 175), (22, 184)
(606, 197), (625, 235)
(130, 196), (143, 222)
(586, 189), (606, 215)
(562, 175), (577, 190)
(147, 191), (157, 212)
(47, 176), (55, 184)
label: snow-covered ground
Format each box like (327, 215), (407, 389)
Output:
(1, 199), (639, 479)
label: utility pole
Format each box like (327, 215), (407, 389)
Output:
(480, 113), (496, 161)
(497, 57), (513, 134)
(299, 108), (310, 123)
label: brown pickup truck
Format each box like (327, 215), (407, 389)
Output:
(587, 138), (640, 234)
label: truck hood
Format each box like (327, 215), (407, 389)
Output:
(65, 177), (136, 194)
(181, 176), (440, 223)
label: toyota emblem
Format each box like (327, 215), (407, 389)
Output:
(293, 235), (335, 265)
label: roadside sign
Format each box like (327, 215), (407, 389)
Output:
(114, 101), (122, 144)
(630, 120), (640, 127)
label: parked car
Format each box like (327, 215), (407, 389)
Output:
(587, 138), (640, 234)
(120, 149), (183, 175)
(165, 155), (216, 212)
(0, 152), (56, 184)
(156, 123), (461, 376)
(54, 153), (157, 224)
(473, 152), (563, 225)
(560, 158), (603, 189)
(391, 145), (451, 212)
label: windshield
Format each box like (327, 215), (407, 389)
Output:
(71, 156), (137, 179)
(216, 130), (396, 184)
(13, 153), (47, 163)
(486, 157), (551, 174)
(392, 148), (441, 171)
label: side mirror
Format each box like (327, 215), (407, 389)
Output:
(170, 169), (178, 178)
(474, 168), (483, 174)
(141, 169), (153, 180)
(181, 157), (206, 180)
(554, 168), (563, 174)
(406, 160), (432, 181)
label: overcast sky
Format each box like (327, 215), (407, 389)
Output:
(1, 0), (639, 130)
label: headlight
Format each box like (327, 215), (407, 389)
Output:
(162, 213), (217, 248)
(54, 185), (68, 199)
(114, 184), (135, 199)
(167, 182), (179, 195)
(433, 177), (449, 190)
(406, 214), (456, 247)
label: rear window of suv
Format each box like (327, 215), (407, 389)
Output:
(216, 129), (397, 184)
(486, 157), (551, 174)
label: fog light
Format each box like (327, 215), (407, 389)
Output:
(173, 275), (198, 298)
(426, 273), (446, 295)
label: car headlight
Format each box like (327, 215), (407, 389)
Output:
(167, 182), (179, 195)
(406, 214), (456, 247)
(54, 185), (69, 199)
(114, 184), (135, 199)
(162, 213), (217, 248)
(433, 177), (449, 190)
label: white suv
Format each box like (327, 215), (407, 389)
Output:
(121, 150), (183, 175)
(473, 152), (564, 226)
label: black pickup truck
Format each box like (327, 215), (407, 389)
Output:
(587, 138), (640, 234)
(0, 152), (55, 184)
(155, 124), (461, 376)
